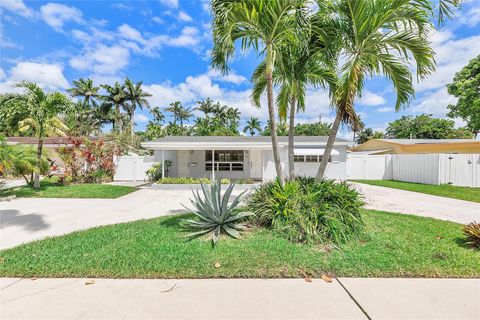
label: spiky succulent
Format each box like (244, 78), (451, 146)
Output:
(463, 222), (480, 248)
(182, 181), (253, 245)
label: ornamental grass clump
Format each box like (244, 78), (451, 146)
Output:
(182, 181), (253, 245)
(248, 177), (364, 244)
(463, 222), (480, 248)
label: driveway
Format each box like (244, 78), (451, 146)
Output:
(0, 188), (245, 250)
(351, 182), (480, 224)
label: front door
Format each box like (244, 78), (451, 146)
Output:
(177, 150), (189, 177)
(250, 150), (263, 180)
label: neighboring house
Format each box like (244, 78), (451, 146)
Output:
(141, 136), (350, 181)
(5, 137), (104, 174)
(352, 139), (480, 155)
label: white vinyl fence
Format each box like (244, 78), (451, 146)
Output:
(113, 155), (156, 182)
(347, 153), (480, 187)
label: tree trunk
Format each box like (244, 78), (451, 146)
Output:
(115, 104), (121, 133)
(266, 71), (284, 183)
(34, 137), (43, 189)
(315, 110), (342, 181)
(288, 97), (296, 180)
(130, 110), (135, 141)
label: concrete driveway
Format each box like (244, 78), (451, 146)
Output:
(351, 182), (480, 224)
(1, 278), (479, 319)
(0, 188), (245, 250)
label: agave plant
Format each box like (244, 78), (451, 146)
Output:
(182, 181), (253, 245)
(463, 222), (480, 248)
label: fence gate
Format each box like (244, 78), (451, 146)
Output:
(113, 155), (156, 182)
(440, 154), (479, 187)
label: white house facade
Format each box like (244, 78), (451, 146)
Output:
(141, 136), (350, 181)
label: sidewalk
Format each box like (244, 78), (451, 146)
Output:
(1, 278), (479, 319)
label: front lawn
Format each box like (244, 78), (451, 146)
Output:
(0, 181), (137, 199)
(353, 180), (480, 203)
(1, 210), (478, 278)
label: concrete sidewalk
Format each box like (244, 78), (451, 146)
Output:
(351, 182), (480, 224)
(1, 278), (479, 319)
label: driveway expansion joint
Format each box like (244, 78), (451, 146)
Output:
(336, 278), (372, 320)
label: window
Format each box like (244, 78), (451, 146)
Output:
(205, 150), (244, 172)
(294, 155), (305, 162)
(305, 155), (318, 162)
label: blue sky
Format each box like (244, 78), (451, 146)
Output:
(0, 0), (479, 139)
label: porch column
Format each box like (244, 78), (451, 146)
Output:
(212, 149), (215, 181)
(161, 149), (165, 180)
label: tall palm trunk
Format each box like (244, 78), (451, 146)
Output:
(288, 97), (296, 180)
(115, 104), (121, 133)
(266, 46), (284, 183)
(34, 136), (43, 189)
(315, 110), (342, 180)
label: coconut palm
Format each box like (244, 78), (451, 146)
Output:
(4, 81), (70, 188)
(252, 27), (336, 179)
(66, 78), (99, 110)
(211, 0), (299, 182)
(149, 106), (165, 124)
(178, 106), (193, 128)
(100, 82), (127, 132)
(165, 101), (183, 126)
(243, 117), (262, 136)
(124, 78), (152, 139)
(314, 0), (436, 180)
(196, 98), (215, 117)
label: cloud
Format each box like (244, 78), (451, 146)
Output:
(459, 3), (480, 26)
(0, 0), (34, 18)
(412, 87), (456, 116)
(152, 16), (164, 24)
(178, 11), (193, 22)
(159, 0), (178, 8)
(206, 68), (247, 85)
(376, 107), (394, 113)
(358, 90), (386, 106)
(415, 31), (480, 92)
(70, 44), (130, 75)
(0, 68), (5, 80)
(134, 113), (149, 123)
(3, 62), (69, 89)
(40, 3), (84, 31)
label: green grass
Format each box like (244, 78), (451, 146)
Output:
(1, 210), (478, 278)
(0, 181), (137, 199)
(353, 180), (480, 203)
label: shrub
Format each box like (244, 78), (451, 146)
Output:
(182, 181), (253, 245)
(146, 163), (163, 181)
(248, 178), (364, 244)
(463, 222), (480, 248)
(220, 178), (231, 184)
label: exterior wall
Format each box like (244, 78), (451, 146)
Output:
(153, 150), (177, 177)
(353, 140), (480, 154)
(262, 145), (348, 181)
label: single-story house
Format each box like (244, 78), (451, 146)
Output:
(351, 139), (480, 155)
(141, 136), (350, 181)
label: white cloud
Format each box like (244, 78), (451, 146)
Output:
(358, 90), (386, 106)
(0, 68), (5, 80)
(70, 44), (130, 75)
(5, 62), (69, 89)
(159, 0), (178, 8)
(118, 23), (145, 43)
(165, 26), (201, 47)
(412, 87), (457, 116)
(178, 11), (193, 22)
(134, 113), (149, 123)
(376, 107), (394, 113)
(415, 31), (480, 92)
(152, 16), (164, 24)
(0, 0), (34, 18)
(206, 68), (247, 85)
(459, 3), (480, 26)
(40, 3), (84, 31)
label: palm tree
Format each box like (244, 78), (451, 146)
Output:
(67, 78), (99, 110)
(178, 106), (193, 128)
(196, 98), (215, 118)
(211, 0), (298, 182)
(165, 101), (183, 126)
(6, 81), (70, 188)
(149, 106), (165, 124)
(124, 78), (152, 139)
(100, 82), (127, 132)
(243, 117), (262, 136)
(314, 0), (436, 180)
(252, 27), (336, 179)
